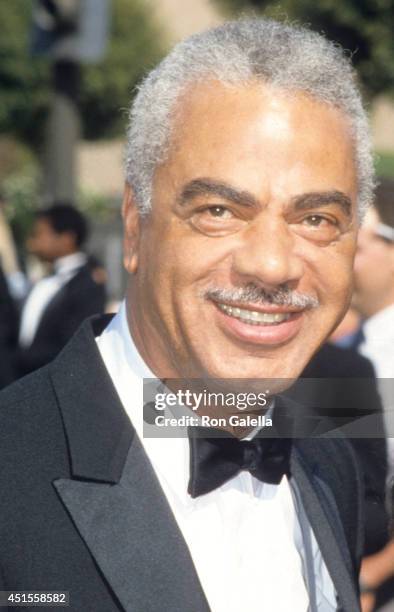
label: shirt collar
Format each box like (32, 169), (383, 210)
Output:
(97, 302), (278, 508)
(54, 252), (87, 276)
(363, 303), (394, 344)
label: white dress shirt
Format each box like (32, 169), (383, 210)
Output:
(19, 252), (87, 348)
(359, 304), (394, 477)
(96, 302), (337, 612)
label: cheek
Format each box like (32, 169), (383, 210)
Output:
(354, 253), (373, 281)
(40, 238), (53, 253)
(162, 232), (237, 289)
(306, 242), (355, 307)
(325, 261), (354, 311)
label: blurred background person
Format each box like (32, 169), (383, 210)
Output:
(298, 339), (390, 611)
(361, 541), (394, 612)
(351, 178), (394, 612)
(16, 203), (106, 377)
(353, 178), (394, 439)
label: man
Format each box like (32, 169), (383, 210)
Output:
(352, 178), (394, 432)
(351, 179), (394, 611)
(16, 203), (106, 376)
(0, 19), (375, 611)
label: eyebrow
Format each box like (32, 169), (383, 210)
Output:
(291, 191), (353, 217)
(178, 178), (353, 217)
(178, 178), (259, 208)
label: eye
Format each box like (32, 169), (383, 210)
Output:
(189, 204), (244, 236)
(302, 215), (335, 228)
(207, 205), (233, 219)
(292, 213), (341, 243)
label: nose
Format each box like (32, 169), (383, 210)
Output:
(232, 215), (304, 289)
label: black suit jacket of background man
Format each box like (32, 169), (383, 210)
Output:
(0, 264), (18, 389)
(0, 316), (364, 612)
(16, 263), (106, 377)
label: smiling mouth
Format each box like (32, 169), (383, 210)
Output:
(217, 303), (293, 325)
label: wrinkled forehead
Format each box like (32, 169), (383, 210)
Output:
(155, 79), (358, 207)
(170, 79), (354, 143)
(163, 80), (357, 180)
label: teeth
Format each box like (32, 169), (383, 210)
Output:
(218, 303), (291, 325)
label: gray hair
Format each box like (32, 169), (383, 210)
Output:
(125, 18), (374, 218)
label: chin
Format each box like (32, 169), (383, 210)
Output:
(199, 354), (303, 384)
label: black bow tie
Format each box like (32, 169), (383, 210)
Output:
(188, 427), (292, 498)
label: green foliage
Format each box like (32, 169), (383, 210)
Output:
(0, 1), (50, 148)
(214, 0), (394, 99)
(2, 164), (41, 243)
(0, 0), (165, 147)
(375, 151), (394, 177)
(78, 190), (119, 221)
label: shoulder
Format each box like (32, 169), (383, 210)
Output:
(0, 366), (54, 416)
(0, 367), (69, 478)
(70, 264), (105, 289)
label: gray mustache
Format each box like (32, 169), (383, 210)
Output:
(204, 285), (319, 309)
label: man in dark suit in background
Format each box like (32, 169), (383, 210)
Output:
(16, 204), (106, 377)
(0, 18), (379, 611)
(351, 180), (394, 610)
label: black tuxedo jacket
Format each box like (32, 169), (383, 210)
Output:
(0, 317), (364, 611)
(0, 264), (18, 389)
(300, 343), (389, 556)
(16, 263), (106, 377)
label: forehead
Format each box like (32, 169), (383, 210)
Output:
(172, 79), (353, 142)
(35, 218), (52, 230)
(34, 217), (57, 236)
(156, 80), (357, 204)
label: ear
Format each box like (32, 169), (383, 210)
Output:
(122, 183), (141, 274)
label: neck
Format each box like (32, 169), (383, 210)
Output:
(360, 295), (394, 320)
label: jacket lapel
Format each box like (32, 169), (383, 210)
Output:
(50, 316), (209, 612)
(291, 443), (361, 612)
(54, 436), (210, 612)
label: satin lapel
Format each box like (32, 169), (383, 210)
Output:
(54, 434), (210, 612)
(50, 317), (209, 611)
(291, 446), (360, 612)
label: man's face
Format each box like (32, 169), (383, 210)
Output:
(123, 82), (358, 380)
(27, 218), (69, 263)
(353, 208), (394, 318)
